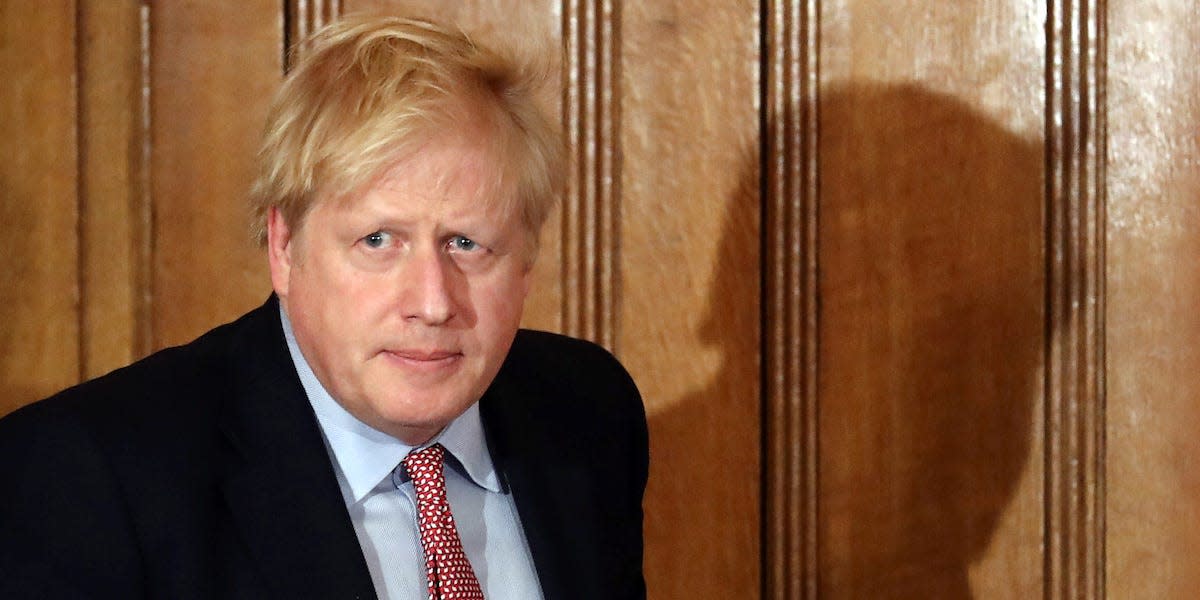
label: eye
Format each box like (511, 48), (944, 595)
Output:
(448, 235), (480, 253)
(361, 231), (393, 249)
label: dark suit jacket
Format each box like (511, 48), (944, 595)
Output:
(0, 297), (648, 599)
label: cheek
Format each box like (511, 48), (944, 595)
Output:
(291, 261), (375, 326)
(297, 251), (369, 300)
(463, 279), (520, 336)
(482, 276), (530, 329)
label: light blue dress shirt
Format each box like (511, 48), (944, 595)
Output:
(280, 307), (544, 600)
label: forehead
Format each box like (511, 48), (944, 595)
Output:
(382, 136), (497, 193)
(338, 132), (517, 219)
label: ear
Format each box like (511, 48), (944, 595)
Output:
(266, 206), (296, 298)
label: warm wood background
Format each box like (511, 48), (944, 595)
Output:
(2, 1), (1197, 597)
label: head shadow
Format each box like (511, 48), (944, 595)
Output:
(657, 81), (1043, 597)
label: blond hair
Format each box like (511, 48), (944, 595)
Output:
(249, 14), (564, 257)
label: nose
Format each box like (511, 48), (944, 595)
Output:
(399, 247), (456, 325)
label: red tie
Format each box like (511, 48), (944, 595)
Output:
(403, 443), (485, 600)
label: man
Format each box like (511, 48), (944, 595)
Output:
(0, 14), (647, 600)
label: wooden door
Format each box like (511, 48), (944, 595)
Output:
(3, 1), (1199, 598)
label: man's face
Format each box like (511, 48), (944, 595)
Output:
(268, 134), (532, 445)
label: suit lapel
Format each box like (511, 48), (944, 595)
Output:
(217, 298), (377, 599)
(501, 450), (605, 600)
(480, 364), (606, 600)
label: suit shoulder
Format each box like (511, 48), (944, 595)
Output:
(1, 300), (272, 438)
(502, 329), (645, 424)
(509, 329), (629, 377)
(23, 329), (221, 417)
(494, 330), (649, 506)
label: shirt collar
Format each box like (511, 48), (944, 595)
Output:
(279, 305), (502, 504)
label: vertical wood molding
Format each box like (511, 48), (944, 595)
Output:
(1044, 0), (1106, 597)
(763, 1), (819, 598)
(562, 0), (619, 348)
(77, 0), (154, 377)
(137, 3), (154, 358)
(284, 0), (342, 71)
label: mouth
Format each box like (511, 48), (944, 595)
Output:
(381, 348), (464, 370)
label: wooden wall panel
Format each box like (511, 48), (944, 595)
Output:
(560, 0), (618, 345)
(20, 1), (1200, 598)
(286, 0), (342, 69)
(1107, 0), (1200, 596)
(619, 2), (761, 598)
(0, 1), (80, 412)
(149, 2), (279, 348)
(78, 0), (148, 378)
(817, 1), (1046, 597)
(764, 0), (820, 597)
(1044, 0), (1106, 597)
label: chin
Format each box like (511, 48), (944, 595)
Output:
(373, 396), (469, 428)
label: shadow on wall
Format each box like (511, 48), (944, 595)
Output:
(647, 82), (1042, 599)
(817, 83), (1043, 598)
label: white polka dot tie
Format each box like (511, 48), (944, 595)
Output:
(403, 443), (485, 600)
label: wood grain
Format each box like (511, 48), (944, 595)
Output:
(619, 1), (761, 598)
(818, 82), (1044, 600)
(1106, 0), (1200, 596)
(0, 1), (80, 412)
(149, 1), (279, 349)
(817, 2), (1046, 597)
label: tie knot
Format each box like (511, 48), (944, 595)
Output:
(403, 443), (446, 482)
